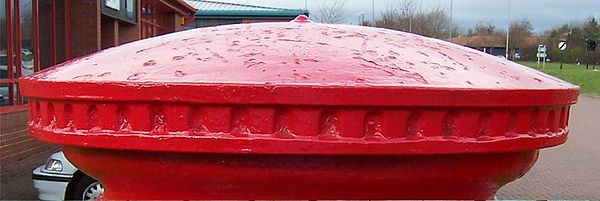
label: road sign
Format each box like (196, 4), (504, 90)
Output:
(536, 44), (547, 69)
(537, 44), (547, 53)
(558, 41), (567, 51)
(558, 39), (567, 69)
(537, 53), (547, 58)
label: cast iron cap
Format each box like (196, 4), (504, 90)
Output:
(20, 16), (579, 154)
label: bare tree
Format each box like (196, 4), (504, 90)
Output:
(508, 19), (534, 49)
(583, 16), (600, 40)
(423, 7), (451, 38)
(376, 0), (418, 32)
(377, 7), (402, 30)
(375, 2), (456, 39)
(468, 21), (502, 36)
(315, 0), (347, 24)
(399, 0), (418, 32)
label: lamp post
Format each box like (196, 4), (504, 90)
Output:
(409, 12), (412, 32)
(358, 12), (365, 26)
(372, 0), (375, 26)
(505, 0), (511, 59)
(449, 0), (453, 41)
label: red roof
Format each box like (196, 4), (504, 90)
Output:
(451, 35), (506, 48)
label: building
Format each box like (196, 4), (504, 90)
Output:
(450, 35), (547, 58)
(0, 0), (195, 198)
(450, 35), (508, 56)
(185, 0), (309, 28)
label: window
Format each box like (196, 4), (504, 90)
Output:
(0, 0), (70, 113)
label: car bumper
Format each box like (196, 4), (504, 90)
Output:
(32, 166), (72, 201)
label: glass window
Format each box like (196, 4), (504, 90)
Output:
(1, 0), (35, 107)
(1, 0), (9, 79)
(21, 0), (34, 77)
(2, 0), (71, 108)
(126, 0), (134, 18)
(0, 84), (9, 106)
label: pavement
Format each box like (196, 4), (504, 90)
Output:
(2, 96), (597, 199)
(497, 95), (600, 199)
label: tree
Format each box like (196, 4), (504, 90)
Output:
(315, 0), (347, 24)
(374, 0), (420, 32)
(468, 21), (502, 36)
(395, 0), (419, 32)
(464, 20), (531, 60)
(542, 21), (595, 64)
(422, 7), (452, 38)
(582, 17), (600, 65)
(583, 16), (599, 40)
(508, 19), (533, 50)
(374, 2), (457, 39)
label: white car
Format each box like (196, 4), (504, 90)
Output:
(32, 151), (104, 201)
(1, 50), (33, 106)
(0, 49), (35, 77)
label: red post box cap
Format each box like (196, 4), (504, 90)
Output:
(20, 17), (579, 155)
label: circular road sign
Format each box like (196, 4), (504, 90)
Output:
(558, 41), (567, 51)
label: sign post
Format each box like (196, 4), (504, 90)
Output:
(537, 44), (547, 69)
(558, 39), (567, 69)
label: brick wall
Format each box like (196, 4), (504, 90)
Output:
(0, 110), (59, 199)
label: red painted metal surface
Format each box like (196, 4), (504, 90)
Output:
(20, 16), (579, 199)
(6, 0), (14, 106)
(33, 0), (40, 72)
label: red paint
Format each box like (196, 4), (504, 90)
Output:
(291, 14), (310, 23)
(33, 0), (40, 72)
(0, 105), (29, 114)
(14, 0), (23, 104)
(15, 0), (22, 78)
(20, 15), (579, 199)
(6, 0), (14, 105)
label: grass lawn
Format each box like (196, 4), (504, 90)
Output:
(518, 61), (600, 94)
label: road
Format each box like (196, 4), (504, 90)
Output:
(497, 95), (600, 199)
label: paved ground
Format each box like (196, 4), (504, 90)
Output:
(2, 96), (597, 199)
(497, 95), (600, 199)
(0, 145), (57, 200)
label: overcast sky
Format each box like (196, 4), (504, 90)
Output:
(212, 0), (600, 34)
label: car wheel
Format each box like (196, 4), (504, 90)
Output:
(66, 174), (104, 201)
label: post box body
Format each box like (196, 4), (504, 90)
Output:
(20, 16), (579, 199)
(64, 147), (538, 199)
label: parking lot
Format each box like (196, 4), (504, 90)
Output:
(497, 95), (600, 199)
